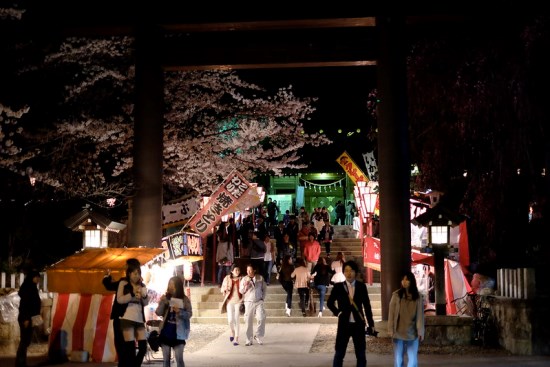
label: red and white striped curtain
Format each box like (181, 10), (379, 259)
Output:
(50, 293), (116, 362)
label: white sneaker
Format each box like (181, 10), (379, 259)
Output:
(284, 303), (289, 311)
(285, 308), (291, 317)
(254, 335), (263, 345)
(318, 311), (323, 318)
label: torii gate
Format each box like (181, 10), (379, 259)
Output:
(23, 7), (415, 319)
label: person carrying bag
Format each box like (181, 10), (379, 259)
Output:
(155, 276), (192, 367)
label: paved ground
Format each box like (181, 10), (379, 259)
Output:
(2, 323), (549, 367)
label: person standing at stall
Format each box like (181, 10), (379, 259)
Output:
(388, 271), (425, 367)
(103, 258), (140, 367)
(117, 261), (149, 367)
(15, 270), (41, 367)
(155, 276), (192, 367)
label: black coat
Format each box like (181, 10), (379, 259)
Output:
(102, 275), (126, 320)
(18, 278), (41, 323)
(327, 280), (375, 329)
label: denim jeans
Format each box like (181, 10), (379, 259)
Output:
(161, 342), (185, 367)
(393, 337), (419, 367)
(263, 260), (273, 285)
(217, 264), (231, 284)
(281, 280), (293, 309)
(316, 284), (327, 311)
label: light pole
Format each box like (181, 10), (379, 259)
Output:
(356, 181), (379, 284)
(412, 203), (466, 316)
(427, 215), (451, 315)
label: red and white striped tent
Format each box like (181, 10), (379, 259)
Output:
(46, 247), (166, 362)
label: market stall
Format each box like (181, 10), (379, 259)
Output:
(45, 247), (166, 362)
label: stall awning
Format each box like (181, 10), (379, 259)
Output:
(46, 247), (166, 294)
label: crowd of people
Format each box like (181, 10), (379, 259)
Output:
(16, 202), (384, 367)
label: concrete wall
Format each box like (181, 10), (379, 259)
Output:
(424, 315), (473, 346)
(489, 296), (550, 355)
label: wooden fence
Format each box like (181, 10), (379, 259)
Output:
(497, 267), (536, 299)
(0, 272), (48, 291)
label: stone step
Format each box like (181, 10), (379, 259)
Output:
(192, 306), (383, 318)
(190, 315), (340, 324)
(188, 284), (382, 324)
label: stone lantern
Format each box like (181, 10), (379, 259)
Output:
(412, 203), (466, 315)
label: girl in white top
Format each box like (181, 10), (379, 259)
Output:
(263, 234), (275, 285)
(221, 264), (243, 346)
(117, 262), (149, 367)
(331, 252), (346, 284)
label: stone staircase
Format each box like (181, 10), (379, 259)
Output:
(189, 225), (382, 324)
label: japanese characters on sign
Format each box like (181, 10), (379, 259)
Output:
(162, 194), (200, 225)
(162, 232), (203, 260)
(364, 236), (381, 272)
(336, 151), (368, 185)
(188, 171), (252, 236)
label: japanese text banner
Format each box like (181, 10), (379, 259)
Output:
(364, 236), (381, 272)
(187, 170), (252, 236)
(336, 151), (368, 184)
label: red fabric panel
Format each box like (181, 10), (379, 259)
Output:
(72, 294), (92, 351)
(92, 295), (114, 362)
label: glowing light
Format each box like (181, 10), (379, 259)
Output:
(183, 261), (193, 281)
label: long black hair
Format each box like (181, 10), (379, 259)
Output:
(167, 276), (184, 299)
(397, 271), (420, 301)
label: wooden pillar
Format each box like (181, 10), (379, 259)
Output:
(130, 24), (164, 247)
(376, 16), (411, 320)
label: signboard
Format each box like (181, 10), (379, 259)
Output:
(162, 194), (200, 225)
(161, 231), (203, 262)
(364, 236), (381, 271)
(336, 151), (368, 184)
(187, 170), (258, 236)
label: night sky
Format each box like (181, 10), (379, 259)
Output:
(237, 66), (377, 171)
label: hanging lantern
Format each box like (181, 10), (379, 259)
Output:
(183, 260), (193, 281)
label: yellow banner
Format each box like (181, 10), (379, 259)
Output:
(336, 151), (368, 184)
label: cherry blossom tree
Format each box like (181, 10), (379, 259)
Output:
(1, 36), (331, 206)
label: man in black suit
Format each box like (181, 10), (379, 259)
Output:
(102, 258), (140, 367)
(327, 260), (376, 367)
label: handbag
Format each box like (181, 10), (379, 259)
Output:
(239, 303), (245, 315)
(31, 314), (44, 327)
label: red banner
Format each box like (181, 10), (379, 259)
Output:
(187, 170), (254, 236)
(364, 236), (381, 271)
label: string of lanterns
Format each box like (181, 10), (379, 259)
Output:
(300, 177), (345, 192)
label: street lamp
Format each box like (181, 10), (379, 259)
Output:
(357, 181), (379, 284)
(412, 204), (465, 316)
(428, 214), (451, 316)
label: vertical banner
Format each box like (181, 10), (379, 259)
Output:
(187, 170), (255, 236)
(364, 236), (381, 271)
(336, 151), (368, 184)
(362, 151), (378, 181)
